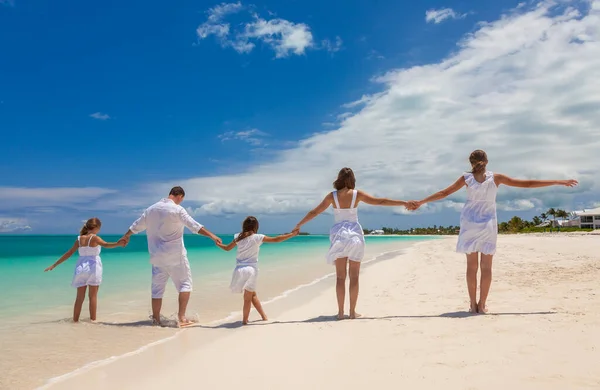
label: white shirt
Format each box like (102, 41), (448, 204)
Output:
(234, 233), (265, 266)
(129, 198), (203, 266)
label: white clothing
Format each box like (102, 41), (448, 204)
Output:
(151, 259), (193, 298)
(327, 190), (365, 264)
(229, 233), (264, 293)
(72, 235), (102, 288)
(234, 233), (265, 266)
(456, 171), (498, 255)
(129, 198), (204, 267)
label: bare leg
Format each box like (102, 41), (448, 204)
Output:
(335, 258), (348, 320)
(152, 298), (162, 325)
(466, 253), (479, 312)
(348, 260), (361, 319)
(251, 292), (267, 321)
(177, 291), (191, 325)
(88, 286), (99, 321)
(242, 290), (253, 325)
(478, 254), (493, 314)
(73, 286), (87, 322)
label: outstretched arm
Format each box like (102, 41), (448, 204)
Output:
(199, 227), (222, 245)
(95, 235), (126, 249)
(216, 240), (237, 251)
(294, 194), (333, 231)
(357, 191), (409, 207)
(415, 176), (467, 207)
(45, 239), (78, 271)
(263, 230), (299, 243)
(495, 174), (578, 188)
(119, 211), (147, 245)
(179, 208), (223, 244)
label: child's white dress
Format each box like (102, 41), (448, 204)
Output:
(456, 171), (498, 255)
(72, 235), (103, 288)
(230, 233), (265, 293)
(327, 190), (365, 264)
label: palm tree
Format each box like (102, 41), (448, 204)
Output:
(532, 216), (542, 226)
(556, 209), (569, 230)
(547, 208), (557, 230)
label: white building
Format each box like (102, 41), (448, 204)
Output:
(370, 229), (384, 235)
(572, 207), (600, 229)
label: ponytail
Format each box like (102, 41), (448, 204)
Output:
(80, 218), (101, 235)
(468, 150), (488, 175)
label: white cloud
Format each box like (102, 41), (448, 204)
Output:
(321, 36), (343, 53)
(0, 218), (31, 233)
(90, 112), (110, 120)
(161, 0), (600, 217)
(196, 2), (336, 58)
(425, 8), (467, 24)
(0, 187), (118, 209)
(218, 129), (268, 146)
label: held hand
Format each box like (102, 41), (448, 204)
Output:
(560, 179), (578, 187)
(44, 265), (55, 272)
(117, 238), (128, 247)
(119, 236), (130, 246)
(406, 201), (422, 211)
(215, 242), (226, 249)
(213, 236), (223, 245)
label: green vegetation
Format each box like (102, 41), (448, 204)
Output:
(364, 208), (590, 235)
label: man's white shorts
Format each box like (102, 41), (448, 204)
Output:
(151, 259), (192, 299)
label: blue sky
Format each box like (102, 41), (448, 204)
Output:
(1, 0), (599, 234)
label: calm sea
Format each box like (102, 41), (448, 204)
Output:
(0, 234), (431, 320)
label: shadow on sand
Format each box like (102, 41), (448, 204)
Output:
(43, 310), (556, 329)
(190, 310), (557, 329)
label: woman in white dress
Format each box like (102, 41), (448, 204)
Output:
(216, 216), (298, 325)
(412, 150), (578, 314)
(294, 168), (411, 320)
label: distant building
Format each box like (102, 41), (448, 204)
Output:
(370, 229), (384, 235)
(571, 207), (600, 229)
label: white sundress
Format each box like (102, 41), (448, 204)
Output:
(229, 233), (265, 294)
(456, 171), (498, 255)
(72, 235), (103, 288)
(327, 190), (365, 264)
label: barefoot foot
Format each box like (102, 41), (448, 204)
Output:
(178, 317), (195, 328)
(469, 303), (478, 313)
(349, 312), (362, 319)
(336, 312), (345, 320)
(477, 303), (488, 314)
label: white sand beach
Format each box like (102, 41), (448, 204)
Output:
(44, 234), (600, 390)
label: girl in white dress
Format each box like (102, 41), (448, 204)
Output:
(44, 218), (125, 322)
(216, 216), (298, 325)
(294, 167), (411, 320)
(412, 150), (578, 314)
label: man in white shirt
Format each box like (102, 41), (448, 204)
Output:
(119, 186), (221, 326)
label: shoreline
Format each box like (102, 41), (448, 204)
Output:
(44, 234), (600, 390)
(23, 240), (429, 388)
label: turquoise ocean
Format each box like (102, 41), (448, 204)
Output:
(0, 234), (432, 321)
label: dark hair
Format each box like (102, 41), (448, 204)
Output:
(333, 167), (356, 190)
(469, 150), (488, 175)
(80, 218), (101, 235)
(236, 216), (259, 242)
(169, 186), (185, 197)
